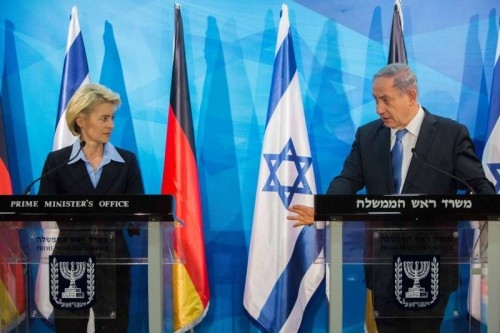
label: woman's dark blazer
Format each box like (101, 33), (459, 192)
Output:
(38, 145), (144, 195)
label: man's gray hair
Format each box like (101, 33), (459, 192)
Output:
(373, 63), (417, 95)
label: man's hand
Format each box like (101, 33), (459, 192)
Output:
(287, 204), (314, 227)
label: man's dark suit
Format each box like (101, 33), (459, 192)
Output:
(38, 144), (144, 333)
(326, 109), (495, 332)
(327, 109), (494, 196)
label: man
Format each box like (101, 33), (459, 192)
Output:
(288, 63), (495, 332)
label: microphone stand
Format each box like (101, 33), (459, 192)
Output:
(23, 140), (86, 195)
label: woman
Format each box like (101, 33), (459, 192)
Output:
(38, 83), (144, 332)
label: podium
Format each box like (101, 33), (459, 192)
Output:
(314, 194), (499, 333)
(0, 194), (178, 333)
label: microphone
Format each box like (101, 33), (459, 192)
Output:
(23, 140), (86, 195)
(411, 148), (476, 194)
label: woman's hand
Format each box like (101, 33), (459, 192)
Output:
(287, 204), (315, 227)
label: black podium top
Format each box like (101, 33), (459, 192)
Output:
(0, 194), (174, 221)
(314, 194), (500, 221)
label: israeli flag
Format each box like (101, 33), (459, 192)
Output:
(53, 6), (90, 150)
(243, 4), (325, 332)
(35, 5), (90, 321)
(483, 32), (500, 194)
(469, 26), (500, 326)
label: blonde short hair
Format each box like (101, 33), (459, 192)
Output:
(65, 83), (121, 136)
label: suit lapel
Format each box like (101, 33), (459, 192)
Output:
(95, 161), (119, 194)
(375, 124), (394, 193)
(67, 161), (96, 194)
(403, 111), (438, 193)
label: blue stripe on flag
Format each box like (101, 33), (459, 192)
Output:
(483, 32), (500, 194)
(57, 32), (89, 119)
(486, 52), (500, 136)
(36, 6), (90, 321)
(257, 227), (315, 330)
(473, 35), (499, 321)
(266, 32), (297, 126)
(243, 5), (324, 332)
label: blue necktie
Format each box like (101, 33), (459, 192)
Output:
(392, 129), (408, 193)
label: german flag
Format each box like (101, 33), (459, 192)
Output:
(161, 4), (210, 332)
(0, 95), (26, 329)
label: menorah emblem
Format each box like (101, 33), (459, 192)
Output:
(394, 256), (439, 309)
(403, 260), (430, 298)
(60, 261), (86, 299)
(49, 255), (96, 310)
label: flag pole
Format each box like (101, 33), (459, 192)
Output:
(148, 222), (164, 332)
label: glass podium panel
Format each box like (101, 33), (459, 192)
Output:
(313, 194), (500, 333)
(29, 224), (120, 320)
(0, 194), (178, 333)
(469, 255), (488, 332)
(0, 223), (27, 332)
(368, 222), (463, 321)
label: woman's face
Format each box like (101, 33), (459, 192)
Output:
(77, 102), (115, 145)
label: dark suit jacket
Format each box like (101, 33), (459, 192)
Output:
(38, 145), (144, 195)
(37, 144), (144, 327)
(327, 109), (495, 195)
(326, 109), (494, 318)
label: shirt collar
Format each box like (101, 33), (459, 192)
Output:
(68, 140), (125, 164)
(391, 106), (425, 137)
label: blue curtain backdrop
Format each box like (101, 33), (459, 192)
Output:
(0, 1), (498, 332)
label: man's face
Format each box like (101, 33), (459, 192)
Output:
(372, 76), (417, 129)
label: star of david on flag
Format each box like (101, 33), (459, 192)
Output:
(487, 163), (500, 192)
(243, 4), (325, 332)
(471, 21), (500, 326)
(263, 138), (313, 207)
